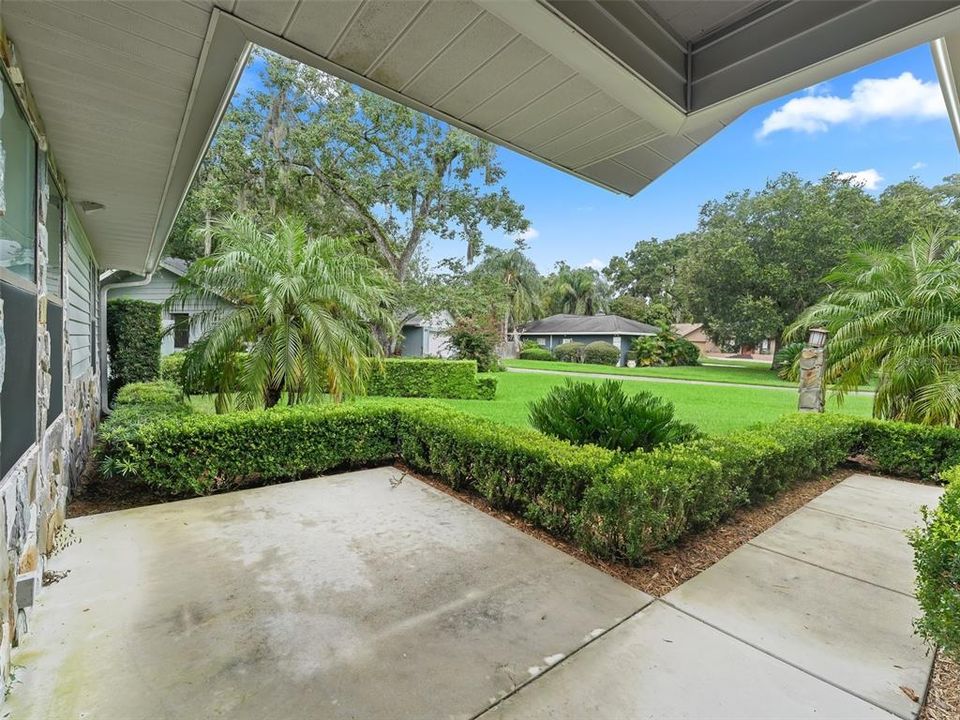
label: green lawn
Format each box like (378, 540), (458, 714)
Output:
(191, 370), (874, 436)
(505, 358), (795, 387)
(429, 372), (873, 435)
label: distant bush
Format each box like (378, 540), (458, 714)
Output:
(910, 477), (960, 661)
(582, 341), (620, 366)
(106, 299), (161, 399)
(774, 342), (804, 381)
(520, 339), (541, 350)
(159, 352), (186, 383)
(446, 317), (500, 372)
(632, 330), (700, 367)
(519, 347), (555, 361)
(528, 380), (699, 452)
(554, 341), (585, 363)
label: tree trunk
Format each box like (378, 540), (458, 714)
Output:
(264, 385), (282, 408)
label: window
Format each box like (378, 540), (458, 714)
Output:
(46, 170), (63, 297)
(1, 282), (37, 475)
(0, 79), (37, 282)
(47, 301), (63, 426)
(536, 337), (546, 346)
(172, 313), (190, 349)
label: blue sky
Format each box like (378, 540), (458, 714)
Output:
(235, 43), (956, 273)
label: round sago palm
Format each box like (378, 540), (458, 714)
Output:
(788, 227), (960, 425)
(168, 214), (397, 410)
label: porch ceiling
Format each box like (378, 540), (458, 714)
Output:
(3, 1), (960, 274)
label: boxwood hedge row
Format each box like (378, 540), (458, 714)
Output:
(100, 383), (958, 564)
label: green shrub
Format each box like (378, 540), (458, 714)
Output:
(519, 347), (555, 361)
(367, 359), (485, 400)
(774, 341), (804, 381)
(576, 448), (725, 560)
(446, 317), (500, 372)
(582, 341), (620, 366)
(106, 299), (161, 399)
(520, 339), (541, 350)
(910, 478), (960, 661)
(859, 419), (960, 479)
(159, 352), (186, 383)
(554, 341), (585, 362)
(632, 330), (700, 367)
(476, 376), (497, 400)
(528, 380), (699, 452)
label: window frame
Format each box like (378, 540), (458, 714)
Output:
(0, 69), (38, 290)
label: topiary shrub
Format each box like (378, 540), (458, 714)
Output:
(909, 476), (960, 661)
(582, 341), (620, 366)
(106, 298), (161, 399)
(519, 347), (555, 361)
(528, 380), (699, 452)
(632, 330), (700, 367)
(554, 341), (585, 363)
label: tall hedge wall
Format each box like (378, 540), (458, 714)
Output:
(106, 299), (161, 399)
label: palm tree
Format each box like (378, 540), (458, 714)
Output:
(477, 248), (542, 340)
(169, 214), (397, 411)
(788, 227), (960, 425)
(546, 264), (611, 316)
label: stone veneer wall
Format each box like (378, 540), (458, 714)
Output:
(0, 41), (100, 690)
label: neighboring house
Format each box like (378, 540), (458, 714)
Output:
(672, 323), (776, 358)
(400, 312), (454, 358)
(672, 323), (722, 356)
(520, 313), (658, 365)
(102, 258), (232, 356)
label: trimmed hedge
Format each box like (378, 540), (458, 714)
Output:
(106, 298), (161, 399)
(367, 359), (492, 400)
(159, 352), (186, 384)
(519, 347), (555, 361)
(909, 475), (960, 660)
(554, 341), (585, 362)
(582, 341), (620, 366)
(859, 419), (960, 479)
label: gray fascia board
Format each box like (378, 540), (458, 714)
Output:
(686, 3), (960, 127)
(690, 1), (960, 111)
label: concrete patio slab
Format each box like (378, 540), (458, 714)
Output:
(806, 474), (942, 531)
(664, 543), (931, 719)
(10, 467), (651, 720)
(749, 506), (918, 595)
(480, 602), (897, 719)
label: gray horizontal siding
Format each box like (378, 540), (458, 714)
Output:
(66, 213), (96, 378)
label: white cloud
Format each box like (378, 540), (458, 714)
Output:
(583, 258), (605, 271)
(912, 161), (927, 170)
(518, 227), (539, 241)
(757, 72), (946, 139)
(837, 168), (884, 191)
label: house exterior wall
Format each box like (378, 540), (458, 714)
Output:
(0, 50), (100, 693)
(108, 268), (228, 355)
(680, 327), (723, 355)
(521, 333), (642, 365)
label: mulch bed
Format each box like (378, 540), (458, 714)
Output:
(68, 466), (176, 518)
(921, 652), (960, 720)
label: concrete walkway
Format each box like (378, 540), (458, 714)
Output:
(483, 473), (943, 719)
(507, 365), (877, 395)
(10, 470), (940, 718)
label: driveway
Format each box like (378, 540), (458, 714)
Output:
(12, 470), (940, 718)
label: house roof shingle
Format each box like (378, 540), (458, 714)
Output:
(521, 314), (658, 336)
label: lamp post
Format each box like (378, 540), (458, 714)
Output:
(798, 327), (828, 413)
